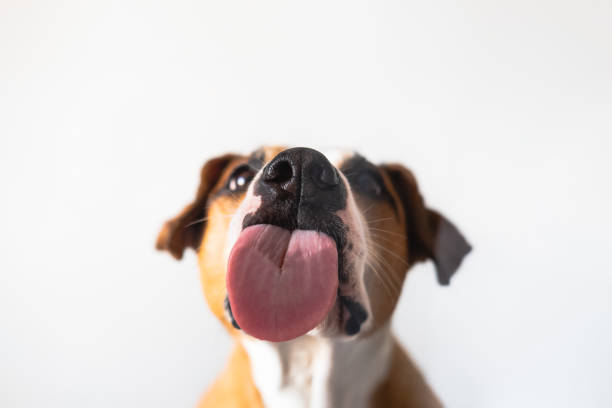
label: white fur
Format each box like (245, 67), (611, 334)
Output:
(243, 325), (393, 408)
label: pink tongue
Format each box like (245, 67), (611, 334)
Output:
(227, 224), (338, 342)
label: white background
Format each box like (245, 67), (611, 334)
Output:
(1, 1), (611, 407)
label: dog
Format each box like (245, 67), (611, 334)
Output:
(156, 146), (471, 408)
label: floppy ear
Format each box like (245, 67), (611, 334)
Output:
(156, 154), (238, 260)
(381, 164), (472, 285)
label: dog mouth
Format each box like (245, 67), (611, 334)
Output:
(226, 224), (339, 342)
(224, 222), (368, 342)
(221, 147), (370, 341)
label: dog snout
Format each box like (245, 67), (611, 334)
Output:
(244, 147), (347, 234)
(261, 147), (340, 199)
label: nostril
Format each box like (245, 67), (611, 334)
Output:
(264, 160), (293, 183)
(311, 164), (339, 188)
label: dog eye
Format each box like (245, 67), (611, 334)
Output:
(357, 172), (382, 197)
(227, 165), (255, 192)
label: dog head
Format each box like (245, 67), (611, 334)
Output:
(157, 146), (471, 341)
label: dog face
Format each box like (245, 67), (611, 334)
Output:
(157, 146), (471, 341)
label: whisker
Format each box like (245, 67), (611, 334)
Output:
(368, 240), (410, 267)
(366, 248), (403, 287)
(367, 227), (408, 239)
(359, 203), (376, 216)
(365, 236), (404, 287)
(365, 217), (395, 224)
(367, 232), (404, 247)
(246, 162), (263, 172)
(365, 258), (398, 298)
(184, 217), (208, 229)
(183, 212), (235, 229)
(365, 253), (402, 297)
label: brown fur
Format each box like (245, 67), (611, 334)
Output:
(197, 343), (264, 408)
(157, 149), (470, 407)
(370, 341), (443, 408)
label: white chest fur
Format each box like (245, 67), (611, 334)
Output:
(242, 326), (393, 408)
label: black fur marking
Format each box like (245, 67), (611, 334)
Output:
(339, 154), (396, 209)
(224, 296), (241, 330)
(243, 148), (349, 282)
(341, 296), (368, 335)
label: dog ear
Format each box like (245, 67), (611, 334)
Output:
(156, 154), (238, 260)
(381, 164), (472, 285)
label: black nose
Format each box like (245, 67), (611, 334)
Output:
(261, 147), (340, 196)
(246, 147), (347, 232)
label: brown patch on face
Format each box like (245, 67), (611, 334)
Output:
(194, 155), (267, 333)
(347, 160), (471, 331)
(352, 169), (410, 331)
(198, 193), (245, 333)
